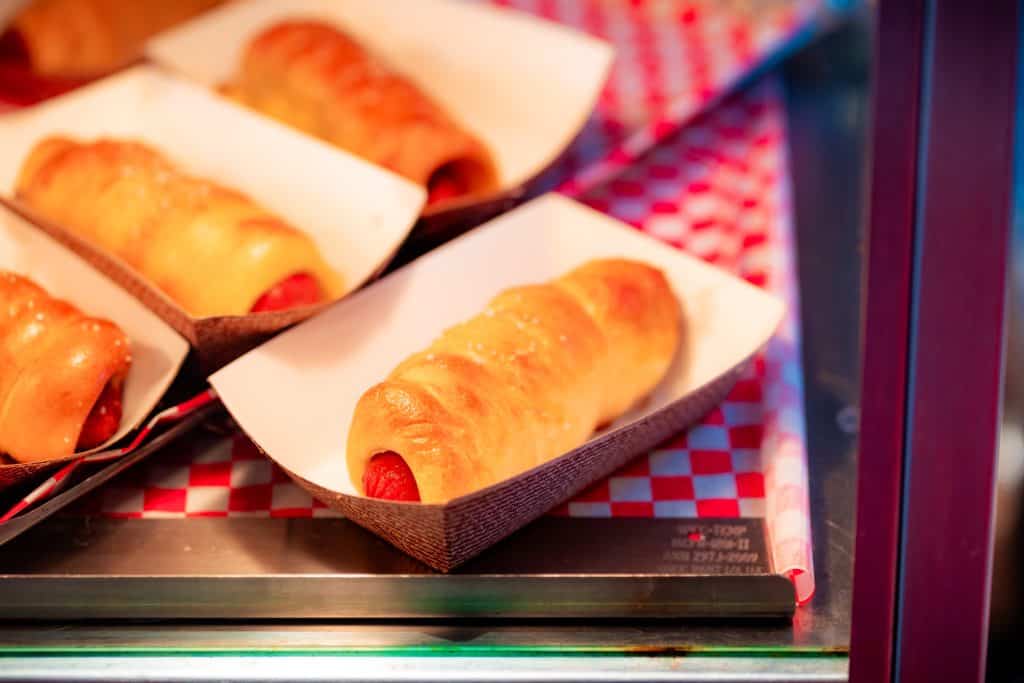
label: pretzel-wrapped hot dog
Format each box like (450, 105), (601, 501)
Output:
(348, 258), (681, 503)
(0, 272), (131, 463)
(14, 136), (344, 317)
(222, 20), (498, 207)
(1, 0), (223, 78)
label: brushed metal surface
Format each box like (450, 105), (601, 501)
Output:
(0, 516), (793, 619)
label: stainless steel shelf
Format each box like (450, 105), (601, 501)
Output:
(0, 515), (797, 620)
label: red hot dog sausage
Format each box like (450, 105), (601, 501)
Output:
(426, 171), (467, 207)
(76, 380), (123, 450)
(363, 451), (421, 502)
(250, 272), (323, 313)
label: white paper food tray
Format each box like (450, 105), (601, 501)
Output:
(0, 65), (426, 368)
(211, 194), (785, 570)
(0, 203), (189, 488)
(146, 0), (614, 220)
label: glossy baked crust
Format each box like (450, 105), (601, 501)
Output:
(0, 272), (131, 463)
(15, 136), (343, 317)
(347, 258), (681, 503)
(7, 0), (223, 78)
(223, 20), (497, 199)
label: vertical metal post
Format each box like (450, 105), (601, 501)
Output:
(894, 2), (1017, 681)
(849, 1), (925, 680)
(852, 2), (1018, 681)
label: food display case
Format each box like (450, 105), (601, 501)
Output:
(0, 1), (1016, 681)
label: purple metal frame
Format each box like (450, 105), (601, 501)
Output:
(895, 1), (1017, 680)
(848, 2), (925, 680)
(852, 2), (1018, 682)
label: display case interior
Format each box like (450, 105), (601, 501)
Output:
(0, 2), (873, 680)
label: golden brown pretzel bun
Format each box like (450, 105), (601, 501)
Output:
(15, 136), (343, 317)
(222, 19), (497, 204)
(0, 272), (131, 463)
(347, 258), (681, 503)
(5, 0), (224, 78)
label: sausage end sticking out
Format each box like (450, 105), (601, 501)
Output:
(426, 172), (467, 207)
(363, 451), (421, 502)
(76, 380), (123, 450)
(250, 272), (323, 313)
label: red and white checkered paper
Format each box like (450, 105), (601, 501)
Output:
(10, 0), (825, 603)
(505, 0), (832, 196)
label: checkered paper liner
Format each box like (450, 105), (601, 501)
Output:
(1, 0), (822, 603)
(503, 0), (835, 197)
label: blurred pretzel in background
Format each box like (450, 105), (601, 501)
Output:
(0, 0), (224, 78)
